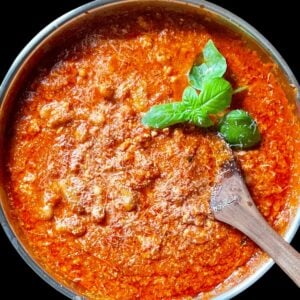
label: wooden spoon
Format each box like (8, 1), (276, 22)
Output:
(210, 156), (300, 287)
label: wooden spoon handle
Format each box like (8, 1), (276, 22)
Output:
(233, 204), (300, 287)
(212, 170), (300, 287)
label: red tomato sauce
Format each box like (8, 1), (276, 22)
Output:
(4, 7), (300, 299)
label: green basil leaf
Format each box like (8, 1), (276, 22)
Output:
(142, 102), (188, 129)
(182, 86), (198, 106)
(189, 109), (214, 127)
(218, 109), (261, 149)
(198, 78), (232, 114)
(189, 40), (227, 90)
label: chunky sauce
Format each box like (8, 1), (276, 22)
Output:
(4, 8), (300, 299)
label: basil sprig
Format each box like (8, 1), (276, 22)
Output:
(142, 40), (261, 149)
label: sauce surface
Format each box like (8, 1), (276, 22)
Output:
(4, 7), (300, 299)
